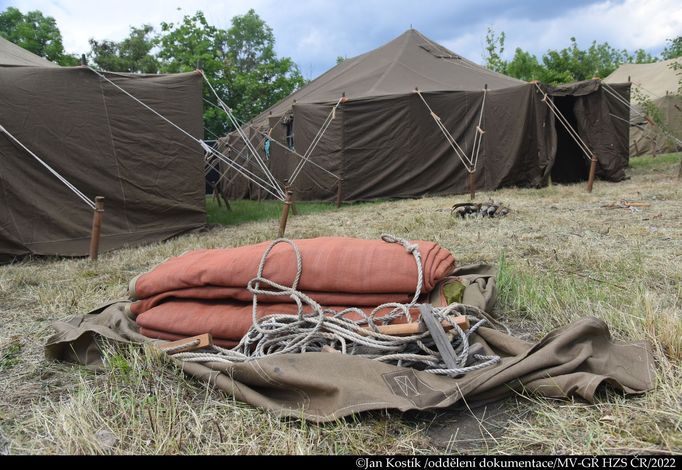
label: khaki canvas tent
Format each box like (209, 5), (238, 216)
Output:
(216, 29), (630, 202)
(547, 80), (630, 183)
(604, 58), (682, 156)
(0, 37), (206, 262)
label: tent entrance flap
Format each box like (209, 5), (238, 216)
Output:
(551, 96), (590, 183)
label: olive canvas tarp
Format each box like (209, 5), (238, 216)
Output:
(0, 64), (206, 262)
(604, 58), (682, 156)
(45, 271), (654, 423)
(216, 29), (629, 202)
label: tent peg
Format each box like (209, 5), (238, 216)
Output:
(89, 196), (105, 261)
(336, 178), (344, 208)
(586, 158), (598, 193)
(278, 190), (294, 238)
(468, 170), (476, 200)
(284, 182), (299, 215)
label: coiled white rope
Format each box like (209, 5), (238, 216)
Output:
(172, 236), (501, 377)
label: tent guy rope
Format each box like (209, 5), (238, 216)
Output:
(415, 88), (487, 174)
(602, 81), (682, 148)
(88, 67), (286, 202)
(0, 123), (95, 210)
(288, 96), (346, 185)
(200, 71), (286, 200)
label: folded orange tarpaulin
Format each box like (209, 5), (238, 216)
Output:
(130, 286), (418, 315)
(130, 237), (455, 315)
(136, 300), (415, 347)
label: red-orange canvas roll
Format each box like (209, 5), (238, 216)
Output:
(130, 237), (455, 314)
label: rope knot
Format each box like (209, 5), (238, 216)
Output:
(381, 234), (419, 254)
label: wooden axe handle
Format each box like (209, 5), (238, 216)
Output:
(371, 315), (469, 336)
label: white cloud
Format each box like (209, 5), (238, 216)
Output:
(3, 0), (681, 77)
(483, 0), (681, 61)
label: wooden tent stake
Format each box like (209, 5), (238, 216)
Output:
(586, 158), (597, 193)
(468, 171), (476, 200)
(336, 178), (343, 208)
(158, 333), (213, 354)
(278, 190), (294, 238)
(284, 183), (298, 215)
(89, 196), (105, 260)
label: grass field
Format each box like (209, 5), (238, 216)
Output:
(0, 154), (680, 454)
(206, 197), (336, 226)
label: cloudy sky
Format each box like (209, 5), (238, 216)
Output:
(2, 0), (681, 79)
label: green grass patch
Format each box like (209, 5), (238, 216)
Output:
(206, 197), (336, 226)
(0, 342), (22, 372)
(629, 151), (681, 170)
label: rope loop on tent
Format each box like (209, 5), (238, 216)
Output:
(415, 88), (487, 174)
(172, 236), (502, 377)
(288, 96), (346, 185)
(533, 82), (597, 164)
(470, 87), (488, 172)
(0, 123), (96, 210)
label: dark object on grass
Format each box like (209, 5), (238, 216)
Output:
(451, 201), (511, 219)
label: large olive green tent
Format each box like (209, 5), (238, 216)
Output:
(216, 29), (630, 202)
(0, 36), (205, 262)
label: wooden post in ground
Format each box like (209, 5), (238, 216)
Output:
(677, 157), (682, 180)
(651, 139), (657, 158)
(89, 196), (105, 261)
(284, 183), (299, 215)
(468, 171), (476, 200)
(335, 178), (343, 208)
(586, 158), (598, 193)
(278, 190), (294, 238)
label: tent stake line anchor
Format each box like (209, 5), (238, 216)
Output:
(278, 190), (294, 238)
(89, 196), (105, 261)
(285, 184), (299, 215)
(468, 171), (476, 200)
(336, 178), (344, 208)
(587, 158), (598, 193)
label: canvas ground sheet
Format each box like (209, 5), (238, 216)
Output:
(45, 255), (654, 423)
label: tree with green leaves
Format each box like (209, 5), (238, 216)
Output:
(222, 9), (304, 122)
(157, 11), (231, 138)
(483, 26), (507, 74)
(156, 9), (304, 138)
(505, 48), (543, 82)
(486, 28), (658, 85)
(661, 36), (682, 60)
(88, 25), (160, 73)
(0, 6), (78, 65)
(539, 37), (637, 82)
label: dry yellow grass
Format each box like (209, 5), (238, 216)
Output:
(0, 154), (680, 454)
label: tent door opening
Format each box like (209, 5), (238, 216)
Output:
(551, 96), (590, 184)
